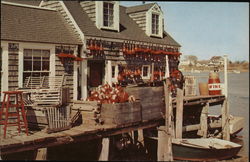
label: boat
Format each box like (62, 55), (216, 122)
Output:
(208, 115), (244, 137)
(172, 138), (242, 161)
(233, 70), (240, 74)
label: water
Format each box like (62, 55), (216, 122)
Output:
(184, 71), (249, 157)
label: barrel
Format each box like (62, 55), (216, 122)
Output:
(208, 72), (221, 95)
(199, 83), (209, 95)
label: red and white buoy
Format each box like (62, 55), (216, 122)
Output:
(208, 72), (221, 95)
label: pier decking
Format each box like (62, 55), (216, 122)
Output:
(0, 95), (225, 156)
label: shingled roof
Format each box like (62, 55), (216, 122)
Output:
(64, 1), (181, 47)
(126, 3), (155, 14)
(2, 0), (41, 6)
(1, 2), (81, 45)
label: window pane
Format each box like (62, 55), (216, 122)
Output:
(24, 49), (32, 59)
(104, 2), (108, 8)
(24, 61), (32, 71)
(33, 61), (41, 71)
(104, 8), (108, 14)
(42, 61), (50, 71)
(143, 66), (148, 77)
(23, 72), (31, 84)
(42, 50), (50, 59)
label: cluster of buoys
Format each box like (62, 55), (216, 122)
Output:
(87, 39), (104, 56)
(86, 83), (135, 104)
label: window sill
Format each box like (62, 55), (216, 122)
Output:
(100, 26), (119, 32)
(150, 34), (162, 38)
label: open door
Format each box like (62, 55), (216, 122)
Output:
(88, 61), (105, 87)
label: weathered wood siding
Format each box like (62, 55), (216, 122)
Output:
(128, 11), (147, 31)
(55, 56), (74, 100)
(80, 1), (96, 23)
(40, 1), (81, 42)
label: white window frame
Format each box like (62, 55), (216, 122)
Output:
(146, 4), (163, 38)
(0, 47), (3, 99)
(151, 13), (159, 35)
(22, 48), (51, 86)
(96, 1), (120, 32)
(141, 65), (151, 79)
(0, 42), (9, 101)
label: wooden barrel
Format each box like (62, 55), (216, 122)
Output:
(199, 83), (209, 96)
(208, 72), (221, 95)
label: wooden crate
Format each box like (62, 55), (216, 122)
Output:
(100, 101), (142, 126)
(125, 86), (165, 121)
(70, 101), (100, 125)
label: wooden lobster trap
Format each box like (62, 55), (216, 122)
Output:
(45, 105), (71, 133)
(184, 75), (197, 96)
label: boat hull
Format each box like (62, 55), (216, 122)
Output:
(172, 139), (242, 161)
(173, 143), (241, 161)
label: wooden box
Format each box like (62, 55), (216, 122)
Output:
(125, 86), (165, 121)
(71, 101), (100, 125)
(100, 101), (142, 126)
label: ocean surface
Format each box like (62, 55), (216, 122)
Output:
(184, 71), (249, 157)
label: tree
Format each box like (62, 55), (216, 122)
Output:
(184, 55), (198, 65)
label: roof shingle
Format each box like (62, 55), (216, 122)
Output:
(1, 3), (81, 45)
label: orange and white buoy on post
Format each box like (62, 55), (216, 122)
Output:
(208, 72), (222, 95)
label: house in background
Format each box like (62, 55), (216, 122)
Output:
(1, 0), (181, 102)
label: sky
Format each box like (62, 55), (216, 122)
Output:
(120, 1), (249, 62)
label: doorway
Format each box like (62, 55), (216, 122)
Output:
(88, 60), (105, 87)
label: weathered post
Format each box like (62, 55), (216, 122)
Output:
(198, 102), (209, 137)
(98, 137), (110, 161)
(222, 98), (230, 140)
(137, 129), (145, 146)
(175, 88), (184, 139)
(151, 62), (155, 83)
(105, 60), (112, 85)
(157, 126), (165, 161)
(163, 80), (173, 161)
(222, 55), (230, 140)
(35, 148), (47, 160)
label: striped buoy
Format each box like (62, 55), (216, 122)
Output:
(208, 72), (221, 95)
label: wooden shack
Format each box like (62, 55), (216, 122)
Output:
(1, 1), (183, 132)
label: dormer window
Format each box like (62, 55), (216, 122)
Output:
(103, 2), (114, 27)
(145, 4), (163, 38)
(152, 13), (159, 35)
(96, 1), (119, 32)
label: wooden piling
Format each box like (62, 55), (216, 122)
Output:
(175, 88), (184, 139)
(198, 102), (209, 137)
(157, 126), (165, 161)
(137, 129), (144, 146)
(98, 137), (110, 161)
(35, 148), (47, 160)
(163, 80), (173, 161)
(222, 98), (230, 140)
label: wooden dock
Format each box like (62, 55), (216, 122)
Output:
(0, 94), (225, 156)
